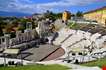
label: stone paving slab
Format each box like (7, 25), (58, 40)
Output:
(21, 44), (59, 62)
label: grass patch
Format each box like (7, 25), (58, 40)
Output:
(0, 64), (70, 70)
(80, 58), (106, 68)
(67, 22), (81, 30)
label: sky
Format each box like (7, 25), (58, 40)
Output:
(0, 0), (106, 14)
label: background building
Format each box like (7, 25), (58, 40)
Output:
(84, 6), (106, 26)
(62, 11), (71, 22)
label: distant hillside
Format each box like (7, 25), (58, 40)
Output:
(0, 11), (31, 17)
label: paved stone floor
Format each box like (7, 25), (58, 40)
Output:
(18, 44), (61, 62)
(42, 47), (65, 61)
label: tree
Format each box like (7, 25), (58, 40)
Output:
(19, 18), (28, 30)
(5, 24), (13, 34)
(44, 10), (63, 21)
(56, 13), (62, 19)
(18, 25), (26, 32)
(0, 18), (4, 36)
(11, 19), (19, 27)
(44, 10), (55, 19)
(32, 21), (36, 29)
(76, 11), (83, 17)
(0, 24), (3, 36)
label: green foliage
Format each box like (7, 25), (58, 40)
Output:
(32, 21), (36, 29)
(44, 10), (62, 21)
(0, 17), (34, 36)
(44, 10), (56, 21)
(68, 22), (79, 29)
(76, 11), (83, 17)
(0, 20), (7, 28)
(19, 18), (27, 23)
(55, 13), (62, 19)
(5, 24), (13, 33)
(10, 32), (16, 38)
(19, 18), (34, 30)
(9, 20), (19, 28)
(18, 25), (26, 32)
(0, 25), (3, 36)
(80, 58), (106, 68)
(0, 64), (69, 70)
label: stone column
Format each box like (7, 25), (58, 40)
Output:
(0, 37), (6, 50)
(26, 22), (32, 30)
(24, 29), (31, 42)
(0, 38), (2, 49)
(22, 33), (25, 42)
(38, 20), (46, 38)
(27, 29), (32, 41)
(4, 34), (10, 49)
(31, 29), (36, 40)
(23, 32), (27, 42)
(1, 37), (5, 49)
(16, 31), (22, 44)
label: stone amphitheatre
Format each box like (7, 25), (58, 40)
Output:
(0, 20), (106, 70)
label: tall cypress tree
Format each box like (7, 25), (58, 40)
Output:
(0, 24), (3, 36)
(76, 11), (83, 18)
